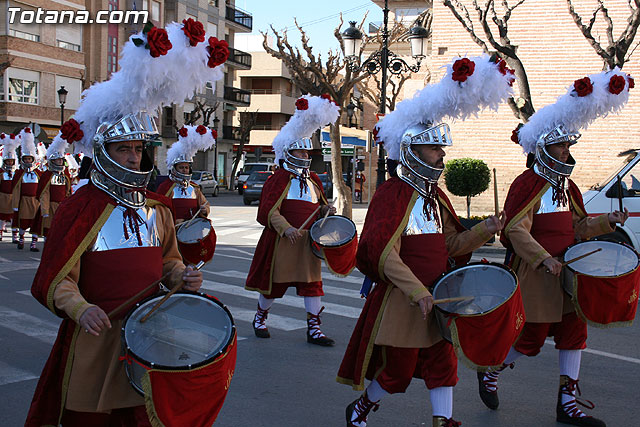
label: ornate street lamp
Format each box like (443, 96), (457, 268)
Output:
(342, 0), (428, 188)
(57, 86), (68, 126)
(346, 102), (356, 128)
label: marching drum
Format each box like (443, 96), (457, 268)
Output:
(309, 215), (358, 276)
(563, 240), (640, 327)
(121, 291), (236, 425)
(176, 218), (217, 265)
(432, 262), (525, 370)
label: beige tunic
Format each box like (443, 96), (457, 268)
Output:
(506, 200), (613, 322)
(53, 202), (185, 413)
(0, 172), (13, 216)
(270, 179), (323, 283)
(39, 175), (72, 231)
(11, 172), (40, 222)
(374, 201), (494, 348)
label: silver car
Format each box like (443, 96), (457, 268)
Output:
(191, 171), (219, 197)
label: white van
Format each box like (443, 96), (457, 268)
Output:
(583, 149), (640, 250)
(236, 162), (275, 194)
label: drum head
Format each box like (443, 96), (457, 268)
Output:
(565, 240), (639, 277)
(433, 263), (518, 315)
(177, 218), (211, 243)
(123, 292), (234, 369)
(309, 215), (356, 248)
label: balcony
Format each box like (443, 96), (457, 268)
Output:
(226, 5), (253, 31)
(227, 47), (252, 69)
(222, 125), (243, 141)
(224, 86), (251, 106)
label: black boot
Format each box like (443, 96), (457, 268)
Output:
(12, 230), (18, 244)
(30, 236), (39, 252)
(433, 416), (462, 427)
(307, 307), (334, 346)
(477, 363), (513, 410)
(556, 375), (606, 427)
(17, 235), (24, 250)
(252, 304), (270, 338)
(346, 391), (379, 427)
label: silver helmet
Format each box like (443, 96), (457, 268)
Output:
(283, 136), (313, 170)
(91, 112), (159, 208)
(534, 124), (579, 185)
(399, 123), (452, 183)
(169, 158), (193, 188)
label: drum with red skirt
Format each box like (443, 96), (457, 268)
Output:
(309, 215), (357, 277)
(563, 240), (640, 328)
(432, 262), (525, 371)
(176, 218), (217, 266)
(121, 291), (236, 427)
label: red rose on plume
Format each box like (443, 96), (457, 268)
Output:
(196, 125), (207, 135)
(147, 27), (172, 58)
(178, 127), (188, 138)
(609, 75), (626, 95)
(320, 93), (335, 105)
(0, 134), (5, 140)
(24, 127), (31, 133)
(451, 58), (475, 83)
(182, 18), (205, 47)
(60, 118), (84, 143)
(627, 74), (635, 90)
(295, 98), (309, 111)
(211, 129), (218, 140)
(9, 134), (16, 139)
(573, 77), (593, 97)
(207, 37), (230, 68)
(511, 127), (520, 144)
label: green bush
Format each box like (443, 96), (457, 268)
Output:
(444, 158), (491, 218)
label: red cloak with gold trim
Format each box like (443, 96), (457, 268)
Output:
(26, 184), (171, 427)
(32, 170), (72, 236)
(337, 177), (469, 390)
(245, 168), (327, 294)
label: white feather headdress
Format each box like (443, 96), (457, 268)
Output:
(51, 19), (228, 155)
(272, 94), (341, 163)
(19, 128), (36, 157)
(47, 134), (70, 160)
(0, 133), (20, 160)
(166, 125), (217, 169)
(514, 68), (633, 154)
(376, 54), (515, 160)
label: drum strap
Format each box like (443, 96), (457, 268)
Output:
(118, 354), (149, 370)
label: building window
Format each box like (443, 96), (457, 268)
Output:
(107, 36), (118, 74)
(164, 106), (174, 126)
(151, 1), (160, 21)
(0, 76), (4, 101)
(8, 78), (38, 104)
(57, 40), (81, 51)
(8, 29), (40, 42)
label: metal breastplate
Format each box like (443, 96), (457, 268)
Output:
(286, 177), (316, 202)
(50, 173), (66, 186)
(2, 172), (12, 181)
(22, 171), (39, 184)
(89, 205), (161, 251)
(536, 185), (570, 214)
(403, 196), (443, 235)
(172, 184), (196, 200)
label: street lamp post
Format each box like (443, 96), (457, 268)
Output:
(346, 102), (356, 128)
(57, 86), (68, 126)
(342, 1), (428, 188)
(213, 116), (220, 183)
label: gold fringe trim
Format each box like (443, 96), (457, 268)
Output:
(449, 319), (503, 373)
(504, 184), (550, 236)
(377, 192), (417, 282)
(57, 324), (81, 425)
(570, 275), (636, 329)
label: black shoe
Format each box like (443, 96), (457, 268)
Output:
(345, 399), (359, 427)
(556, 375), (606, 427)
(307, 333), (335, 346)
(253, 305), (271, 338)
(253, 324), (270, 338)
(17, 242), (24, 250)
(556, 403), (606, 427)
(477, 371), (499, 410)
(30, 246), (39, 252)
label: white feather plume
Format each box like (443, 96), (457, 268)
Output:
(0, 133), (20, 160)
(376, 54), (515, 161)
(272, 95), (341, 162)
(516, 68), (632, 154)
(166, 125), (216, 169)
(47, 134), (70, 159)
(19, 128), (36, 157)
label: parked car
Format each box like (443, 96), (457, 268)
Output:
(191, 170), (218, 197)
(243, 171), (272, 205)
(318, 173), (333, 199)
(237, 162), (275, 194)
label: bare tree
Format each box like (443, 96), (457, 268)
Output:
(182, 99), (219, 128)
(567, 0), (640, 70)
(262, 16), (373, 217)
(443, 0), (534, 121)
(229, 111), (259, 190)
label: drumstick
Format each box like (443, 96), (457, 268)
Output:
(183, 209), (201, 229)
(493, 168), (500, 237)
(433, 296), (475, 305)
(319, 208), (331, 228)
(561, 248), (602, 267)
(139, 261), (206, 323)
(297, 206), (321, 232)
(107, 271), (172, 320)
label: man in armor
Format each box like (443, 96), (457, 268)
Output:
(477, 70), (632, 427)
(0, 133), (20, 242)
(337, 55), (513, 427)
(156, 124), (216, 224)
(12, 127), (42, 251)
(25, 18), (226, 426)
(245, 94), (339, 346)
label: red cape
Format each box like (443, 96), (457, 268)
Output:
(337, 178), (469, 390)
(501, 168), (586, 251)
(26, 184), (171, 427)
(32, 171), (72, 236)
(246, 169), (327, 294)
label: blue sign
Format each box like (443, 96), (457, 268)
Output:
(321, 131), (366, 147)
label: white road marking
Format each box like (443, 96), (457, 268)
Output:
(216, 228), (251, 236)
(216, 247), (255, 257)
(0, 361), (37, 386)
(544, 339), (640, 365)
(213, 219), (251, 227)
(0, 307), (59, 344)
(241, 232), (263, 240)
(226, 306), (307, 331)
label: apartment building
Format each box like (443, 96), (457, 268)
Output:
(0, 0), (85, 140)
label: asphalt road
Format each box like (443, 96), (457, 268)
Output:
(1, 191), (638, 426)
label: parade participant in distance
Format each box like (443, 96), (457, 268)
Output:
(0, 133), (20, 242)
(12, 127), (42, 251)
(337, 54), (514, 427)
(245, 94), (339, 346)
(477, 69), (633, 427)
